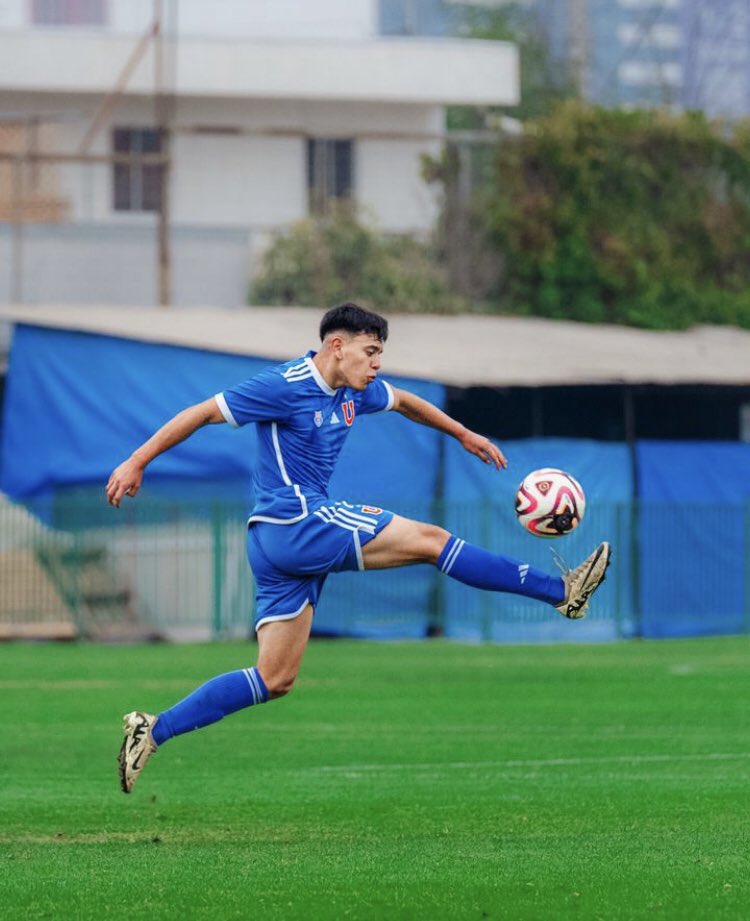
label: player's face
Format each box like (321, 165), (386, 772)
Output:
(339, 333), (383, 390)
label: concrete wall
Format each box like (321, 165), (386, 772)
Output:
(0, 91), (444, 307)
(0, 1), (513, 307)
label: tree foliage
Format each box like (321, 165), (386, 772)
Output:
(437, 103), (750, 329)
(250, 205), (463, 313)
(499, 104), (750, 328)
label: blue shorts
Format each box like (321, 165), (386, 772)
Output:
(247, 501), (394, 630)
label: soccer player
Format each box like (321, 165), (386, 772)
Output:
(108, 303), (611, 793)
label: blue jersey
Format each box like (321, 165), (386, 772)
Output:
(215, 351), (395, 524)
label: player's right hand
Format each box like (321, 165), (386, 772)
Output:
(106, 458), (145, 508)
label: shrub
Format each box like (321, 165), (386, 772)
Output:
(250, 205), (464, 314)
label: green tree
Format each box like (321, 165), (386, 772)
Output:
(485, 103), (750, 328)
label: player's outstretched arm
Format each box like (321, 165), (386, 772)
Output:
(106, 397), (225, 507)
(391, 387), (507, 471)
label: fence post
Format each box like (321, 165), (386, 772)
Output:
(11, 154), (24, 303)
(613, 502), (623, 638)
(212, 503), (224, 639)
(630, 497), (642, 637)
(69, 505), (84, 636)
(480, 499), (491, 642)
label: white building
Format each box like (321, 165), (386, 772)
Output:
(0, 0), (518, 307)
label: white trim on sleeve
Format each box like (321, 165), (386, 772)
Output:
(368, 379), (395, 414)
(214, 392), (238, 427)
(382, 380), (395, 412)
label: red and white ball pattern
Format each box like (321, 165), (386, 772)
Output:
(515, 468), (586, 538)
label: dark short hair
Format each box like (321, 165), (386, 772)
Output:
(319, 303), (389, 342)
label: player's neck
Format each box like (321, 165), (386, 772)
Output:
(312, 351), (345, 391)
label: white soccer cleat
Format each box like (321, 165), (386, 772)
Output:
(118, 711), (158, 794)
(555, 541), (611, 620)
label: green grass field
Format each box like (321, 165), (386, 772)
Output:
(1, 636), (748, 921)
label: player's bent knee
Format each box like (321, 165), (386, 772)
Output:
(261, 670), (297, 699)
(420, 523), (451, 563)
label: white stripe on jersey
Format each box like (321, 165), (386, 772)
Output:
(282, 361), (308, 378)
(283, 371), (312, 383)
(271, 422), (292, 486)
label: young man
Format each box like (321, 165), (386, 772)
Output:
(108, 303), (611, 794)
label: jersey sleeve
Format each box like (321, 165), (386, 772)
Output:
(214, 368), (292, 427)
(357, 378), (396, 415)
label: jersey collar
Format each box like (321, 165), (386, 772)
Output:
(304, 351), (337, 396)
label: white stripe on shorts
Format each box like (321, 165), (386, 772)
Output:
(315, 507), (376, 535)
(255, 597), (311, 631)
(332, 505), (378, 527)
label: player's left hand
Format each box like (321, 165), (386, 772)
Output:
(106, 457), (145, 508)
(459, 430), (507, 470)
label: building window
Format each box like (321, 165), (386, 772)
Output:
(379, 0), (458, 37)
(32, 0), (107, 26)
(112, 128), (163, 213)
(307, 139), (354, 214)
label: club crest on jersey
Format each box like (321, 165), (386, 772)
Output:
(313, 410), (323, 428)
(341, 400), (355, 427)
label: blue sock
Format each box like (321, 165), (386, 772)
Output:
(151, 667), (269, 746)
(437, 535), (565, 606)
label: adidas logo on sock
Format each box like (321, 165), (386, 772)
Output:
(518, 563), (530, 584)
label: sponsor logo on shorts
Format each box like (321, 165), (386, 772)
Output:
(361, 505), (382, 515)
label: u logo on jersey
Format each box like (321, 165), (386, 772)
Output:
(341, 400), (355, 427)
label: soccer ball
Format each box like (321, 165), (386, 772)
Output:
(515, 468), (586, 538)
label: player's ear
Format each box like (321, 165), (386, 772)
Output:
(330, 333), (347, 357)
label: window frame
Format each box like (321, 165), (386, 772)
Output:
(31, 0), (108, 27)
(306, 137), (355, 215)
(112, 127), (163, 214)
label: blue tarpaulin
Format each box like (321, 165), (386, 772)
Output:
(637, 441), (750, 637)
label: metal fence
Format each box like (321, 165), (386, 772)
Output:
(0, 494), (251, 641)
(1, 493), (748, 642)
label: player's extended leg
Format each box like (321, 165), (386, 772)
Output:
(361, 514), (610, 619)
(118, 605), (313, 793)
